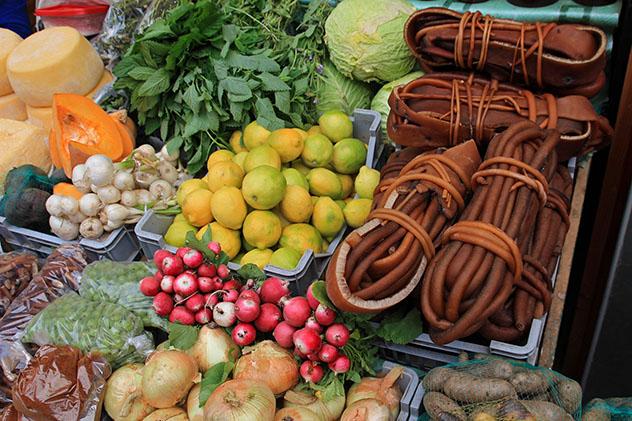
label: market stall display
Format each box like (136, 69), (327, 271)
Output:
(0, 252), (38, 318)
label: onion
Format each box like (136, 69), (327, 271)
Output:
(49, 216), (79, 240)
(85, 154), (115, 187)
(141, 350), (198, 409)
(340, 399), (390, 421)
(72, 164), (91, 192)
(234, 340), (299, 395)
(79, 193), (102, 217)
(97, 185), (122, 204)
(204, 379), (275, 421)
(142, 407), (188, 421)
(283, 390), (345, 421)
(274, 407), (322, 421)
(79, 218), (104, 239)
(346, 366), (403, 420)
(187, 326), (240, 372)
(113, 171), (136, 191)
(105, 364), (154, 421)
(186, 384), (204, 421)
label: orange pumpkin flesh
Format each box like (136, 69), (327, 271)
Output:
(53, 182), (84, 200)
(114, 120), (135, 160)
(48, 129), (61, 169)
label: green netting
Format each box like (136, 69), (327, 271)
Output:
(583, 398), (632, 421)
(422, 357), (582, 420)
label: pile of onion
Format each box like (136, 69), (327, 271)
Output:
(204, 379), (275, 421)
(283, 390), (345, 421)
(141, 350), (198, 408)
(233, 340), (299, 395)
(186, 384), (204, 421)
(143, 407), (188, 421)
(104, 363), (154, 421)
(341, 366), (403, 421)
(187, 326), (240, 372)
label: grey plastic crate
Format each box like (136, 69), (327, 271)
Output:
(0, 214), (140, 262)
(410, 382), (424, 421)
(135, 109), (382, 294)
(382, 360), (420, 421)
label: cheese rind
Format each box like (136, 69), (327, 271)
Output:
(7, 27), (104, 107)
(0, 119), (52, 186)
(86, 70), (114, 99)
(0, 94), (27, 121)
(26, 105), (53, 130)
(0, 29), (23, 96)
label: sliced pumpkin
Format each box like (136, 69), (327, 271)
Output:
(114, 120), (135, 160)
(48, 129), (61, 169)
(53, 182), (84, 200)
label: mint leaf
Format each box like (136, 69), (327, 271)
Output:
(376, 308), (424, 345)
(168, 323), (199, 350)
(199, 361), (234, 407)
(236, 264), (266, 283)
(138, 69), (170, 96)
(310, 280), (334, 309)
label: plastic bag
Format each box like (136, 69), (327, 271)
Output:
(136, 0), (180, 32)
(79, 260), (167, 330)
(583, 398), (632, 420)
(0, 252), (38, 318)
(22, 293), (153, 369)
(421, 356), (582, 420)
(11, 345), (110, 421)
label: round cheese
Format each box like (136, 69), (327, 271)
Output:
(0, 94), (27, 121)
(26, 105), (52, 130)
(86, 70), (114, 99)
(7, 27), (104, 107)
(0, 29), (23, 96)
(0, 119), (52, 185)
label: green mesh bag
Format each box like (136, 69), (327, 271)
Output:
(583, 398), (632, 421)
(0, 165), (54, 231)
(79, 260), (168, 330)
(421, 357), (582, 420)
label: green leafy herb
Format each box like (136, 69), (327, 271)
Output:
(168, 323), (199, 350)
(376, 307), (424, 345)
(185, 228), (230, 265)
(235, 264), (267, 284)
(198, 361), (235, 407)
(310, 280), (334, 309)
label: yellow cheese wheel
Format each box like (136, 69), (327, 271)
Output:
(86, 70), (114, 99)
(0, 94), (27, 121)
(7, 27), (104, 107)
(26, 105), (52, 130)
(0, 119), (51, 185)
(0, 29), (22, 96)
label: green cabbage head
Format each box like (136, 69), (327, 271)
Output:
(325, 0), (416, 83)
(316, 60), (373, 115)
(371, 71), (425, 143)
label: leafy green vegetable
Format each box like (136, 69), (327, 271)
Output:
(168, 323), (199, 350)
(199, 361), (234, 407)
(310, 280), (334, 309)
(235, 264), (266, 284)
(316, 60), (373, 115)
(376, 307), (424, 345)
(185, 228), (230, 266)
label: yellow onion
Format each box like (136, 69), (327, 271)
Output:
(234, 340), (299, 395)
(346, 366), (403, 420)
(187, 325), (240, 372)
(204, 379), (275, 421)
(104, 364), (155, 421)
(275, 407), (323, 421)
(142, 407), (188, 421)
(186, 384), (204, 421)
(141, 350), (198, 408)
(283, 390), (345, 421)
(340, 399), (390, 421)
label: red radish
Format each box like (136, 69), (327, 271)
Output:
(176, 247), (191, 258)
(235, 297), (260, 323)
(222, 289), (239, 303)
(282, 297), (311, 327)
(239, 289), (261, 304)
(293, 347), (307, 359)
(162, 255), (184, 276)
(174, 272), (198, 296)
(197, 263), (217, 278)
(306, 283), (320, 310)
(198, 277), (216, 293)
(217, 264), (230, 279)
(329, 355), (350, 374)
(204, 293), (219, 309)
(254, 303), (282, 332)
(223, 279), (241, 290)
(213, 301), (236, 327)
(293, 328), (322, 355)
(182, 249), (203, 268)
(140, 277), (160, 296)
(153, 249), (172, 269)
(160, 275), (175, 294)
(318, 343), (339, 363)
(259, 277), (290, 304)
(152, 292), (173, 316)
(325, 323), (350, 347)
(185, 294), (205, 312)
(300, 361), (324, 383)
(314, 305), (336, 326)
(210, 277), (224, 290)
(174, 294), (184, 303)
(305, 317), (323, 333)
(232, 323), (257, 346)
(306, 352), (320, 362)
(273, 321), (297, 348)
(207, 241), (221, 255)
(154, 271), (163, 282)
(169, 306), (195, 325)
(241, 279), (256, 291)
(195, 308), (212, 324)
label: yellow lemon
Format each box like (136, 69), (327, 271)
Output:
(242, 210), (282, 249)
(355, 166), (381, 199)
(173, 213), (188, 224)
(267, 128), (304, 163)
(240, 249), (273, 269)
(318, 111), (353, 143)
(176, 179), (209, 206)
(335, 200), (346, 210)
(291, 160), (311, 176)
(307, 125), (322, 136)
(229, 130), (248, 153)
(312, 197), (345, 237)
(272, 207), (291, 228)
(206, 149), (235, 172)
(196, 223), (241, 259)
(307, 168), (343, 199)
(182, 189), (214, 227)
(343, 198), (373, 228)
(301, 134), (333, 168)
(279, 224), (323, 255)
(332, 138), (367, 174)
(232, 151), (248, 171)
(164, 221), (196, 247)
(206, 160), (244, 192)
(337, 174), (354, 198)
(242, 166), (287, 210)
(269, 247), (302, 270)
(211, 186), (247, 230)
(282, 168), (309, 191)
(243, 121), (271, 150)
(280, 185), (313, 223)
(311, 196), (319, 206)
(244, 145), (282, 172)
(294, 128), (309, 141)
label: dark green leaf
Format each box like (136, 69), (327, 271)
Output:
(225, 51), (280, 73)
(168, 323), (199, 350)
(166, 136), (183, 154)
(258, 72), (290, 92)
(182, 84), (201, 114)
(198, 361), (234, 407)
(274, 91), (291, 114)
(128, 67), (157, 81)
(310, 281), (334, 309)
(376, 308), (424, 345)
(141, 21), (174, 40)
(220, 77), (252, 96)
(138, 69), (171, 97)
(236, 264), (266, 283)
(222, 24), (239, 43)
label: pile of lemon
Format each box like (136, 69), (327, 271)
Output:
(164, 111), (381, 270)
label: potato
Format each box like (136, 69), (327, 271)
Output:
(423, 367), (455, 393)
(443, 371), (517, 403)
(510, 371), (549, 395)
(498, 399), (536, 421)
(521, 400), (572, 421)
(557, 379), (582, 414)
(423, 391), (466, 421)
(468, 359), (514, 380)
(470, 405), (498, 421)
